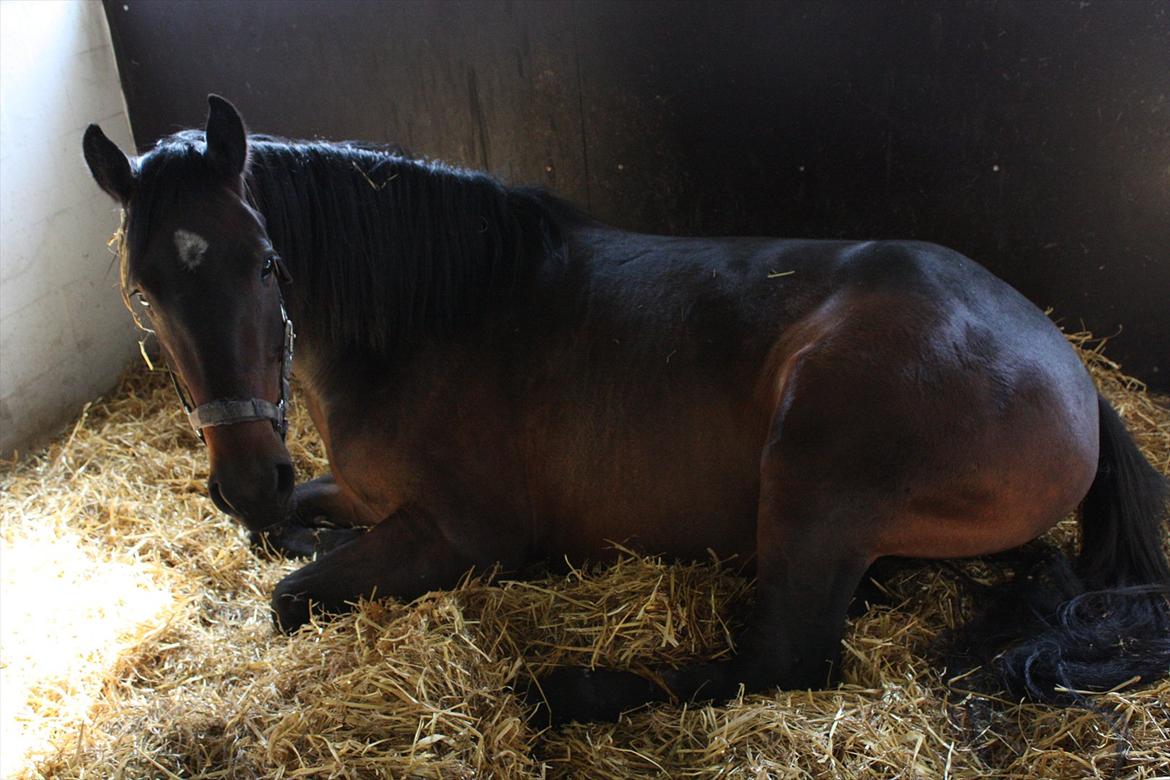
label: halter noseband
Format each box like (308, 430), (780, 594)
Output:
(170, 297), (296, 442)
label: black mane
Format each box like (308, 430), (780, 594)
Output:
(126, 130), (572, 355)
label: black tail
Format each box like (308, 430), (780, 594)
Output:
(952, 394), (1170, 703)
(1079, 395), (1170, 589)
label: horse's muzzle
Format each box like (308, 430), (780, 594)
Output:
(208, 462), (294, 531)
(205, 422), (295, 532)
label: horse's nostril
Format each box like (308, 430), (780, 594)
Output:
(275, 463), (294, 497)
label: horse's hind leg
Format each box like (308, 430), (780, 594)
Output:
(534, 451), (880, 724)
(535, 364), (893, 723)
(734, 466), (879, 689)
(655, 463), (878, 699)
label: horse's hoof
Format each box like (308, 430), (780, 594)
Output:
(526, 667), (665, 725)
(270, 582), (312, 634)
(252, 525), (363, 559)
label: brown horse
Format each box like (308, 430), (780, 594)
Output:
(83, 96), (1169, 723)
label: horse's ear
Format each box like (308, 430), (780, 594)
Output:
(205, 94), (248, 178)
(83, 124), (134, 204)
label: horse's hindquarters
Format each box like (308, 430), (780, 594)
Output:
(763, 277), (1100, 563)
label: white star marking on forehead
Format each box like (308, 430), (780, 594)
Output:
(174, 229), (209, 270)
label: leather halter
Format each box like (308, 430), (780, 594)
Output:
(170, 297), (296, 442)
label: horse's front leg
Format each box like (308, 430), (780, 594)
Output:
(270, 506), (512, 632)
(251, 475), (377, 559)
(290, 474), (380, 528)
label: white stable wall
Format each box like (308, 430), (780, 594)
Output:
(1, 0), (138, 455)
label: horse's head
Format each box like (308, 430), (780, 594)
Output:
(83, 96), (294, 533)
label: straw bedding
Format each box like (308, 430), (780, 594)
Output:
(2, 332), (1167, 779)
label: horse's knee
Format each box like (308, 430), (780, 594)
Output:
(291, 475), (379, 528)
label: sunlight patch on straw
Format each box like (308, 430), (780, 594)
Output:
(0, 523), (173, 777)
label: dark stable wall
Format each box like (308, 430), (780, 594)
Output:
(104, 0), (1170, 389)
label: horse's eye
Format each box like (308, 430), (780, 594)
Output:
(134, 291), (150, 309)
(261, 254), (278, 279)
